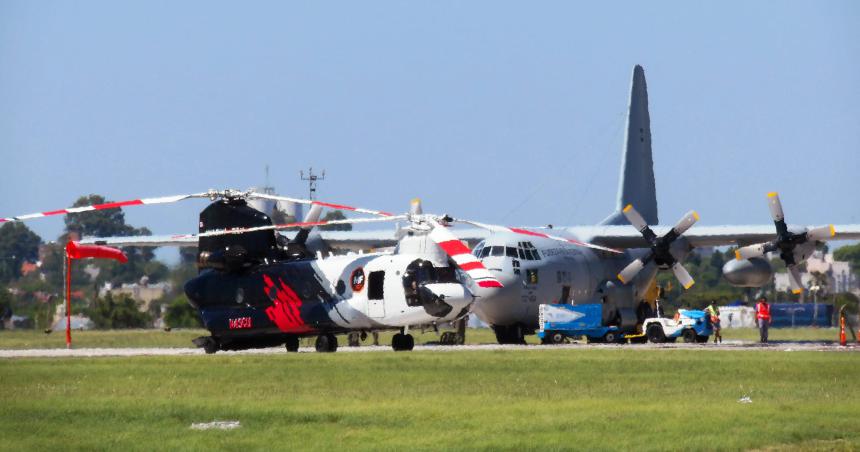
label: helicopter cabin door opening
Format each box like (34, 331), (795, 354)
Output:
(367, 270), (385, 318)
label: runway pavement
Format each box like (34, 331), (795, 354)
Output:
(1, 341), (857, 358)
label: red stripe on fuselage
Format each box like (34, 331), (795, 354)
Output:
(477, 280), (503, 288)
(436, 239), (472, 256)
(458, 261), (485, 271)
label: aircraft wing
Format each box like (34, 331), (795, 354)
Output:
(80, 235), (199, 247)
(566, 224), (860, 249)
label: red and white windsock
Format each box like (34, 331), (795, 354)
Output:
(428, 221), (503, 288)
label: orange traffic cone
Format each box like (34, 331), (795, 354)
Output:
(839, 314), (847, 346)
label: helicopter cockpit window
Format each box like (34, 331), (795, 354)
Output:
(403, 259), (457, 306)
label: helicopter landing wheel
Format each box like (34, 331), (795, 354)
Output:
(202, 337), (219, 354)
(392, 333), (414, 351)
(315, 334), (338, 353)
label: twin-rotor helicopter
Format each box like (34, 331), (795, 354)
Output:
(1, 189), (617, 353)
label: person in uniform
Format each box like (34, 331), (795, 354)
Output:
(705, 303), (721, 344)
(755, 297), (772, 343)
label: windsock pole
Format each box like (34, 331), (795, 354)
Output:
(65, 250), (72, 349)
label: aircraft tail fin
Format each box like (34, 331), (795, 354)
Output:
(600, 65), (658, 226)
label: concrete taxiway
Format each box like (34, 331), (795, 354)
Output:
(1, 342), (857, 358)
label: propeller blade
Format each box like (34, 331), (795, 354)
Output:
(455, 219), (622, 254)
(735, 243), (768, 260)
(766, 192), (785, 223)
(806, 224), (835, 241)
(410, 198), (423, 215)
(622, 204), (649, 232)
(787, 265), (804, 294)
(0, 192), (211, 223)
(290, 203), (324, 245)
(617, 259), (646, 284)
(427, 220), (503, 288)
(248, 192), (394, 217)
(671, 263), (695, 290)
(671, 210), (700, 236)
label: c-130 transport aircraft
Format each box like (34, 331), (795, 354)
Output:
(287, 65), (860, 345)
(462, 65), (860, 343)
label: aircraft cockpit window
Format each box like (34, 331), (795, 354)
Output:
(472, 243), (485, 257)
(480, 247), (492, 258)
(516, 241), (541, 261)
(506, 247), (518, 258)
(491, 246), (504, 257)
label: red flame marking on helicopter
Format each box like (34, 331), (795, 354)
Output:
(262, 274), (314, 333)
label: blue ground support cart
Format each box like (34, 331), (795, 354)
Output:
(537, 304), (624, 344)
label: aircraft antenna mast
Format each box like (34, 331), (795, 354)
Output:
(261, 164), (275, 195)
(300, 167), (325, 200)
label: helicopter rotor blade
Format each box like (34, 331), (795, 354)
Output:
(410, 198), (423, 215)
(0, 192), (212, 223)
(289, 203), (324, 246)
(427, 220), (503, 288)
(181, 215), (407, 240)
(453, 219), (621, 254)
(248, 192), (394, 217)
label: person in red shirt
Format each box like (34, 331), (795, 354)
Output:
(755, 296), (772, 343)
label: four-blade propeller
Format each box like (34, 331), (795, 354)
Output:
(734, 192), (834, 294)
(616, 204), (700, 290)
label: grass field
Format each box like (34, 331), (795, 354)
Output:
(0, 326), (846, 350)
(1, 349), (858, 451)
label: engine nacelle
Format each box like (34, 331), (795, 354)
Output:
(722, 257), (773, 287)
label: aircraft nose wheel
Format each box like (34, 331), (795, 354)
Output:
(315, 334), (338, 352)
(391, 333), (415, 351)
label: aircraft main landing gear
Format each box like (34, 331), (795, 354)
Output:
(493, 324), (526, 345)
(285, 335), (300, 352)
(391, 333), (414, 351)
(193, 336), (220, 354)
(315, 333), (338, 352)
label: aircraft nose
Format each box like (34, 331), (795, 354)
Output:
(419, 283), (474, 319)
(470, 271), (520, 325)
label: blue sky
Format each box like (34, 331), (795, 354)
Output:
(1, 1), (858, 257)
